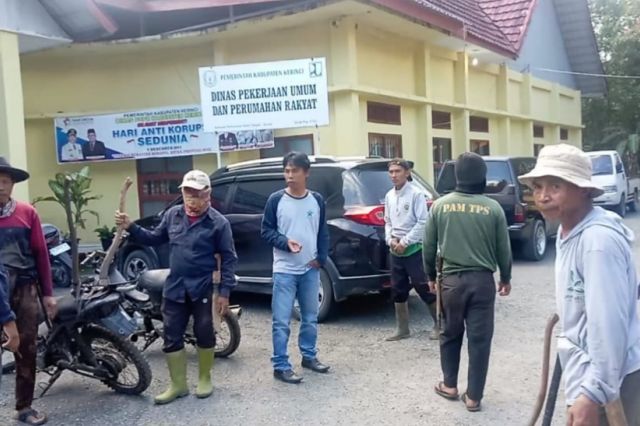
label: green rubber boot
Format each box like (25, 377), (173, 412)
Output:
(154, 349), (189, 405)
(196, 347), (215, 399)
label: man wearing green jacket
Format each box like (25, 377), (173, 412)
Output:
(424, 152), (512, 412)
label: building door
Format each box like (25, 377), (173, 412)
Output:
(136, 156), (193, 217)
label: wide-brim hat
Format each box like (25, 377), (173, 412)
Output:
(518, 144), (604, 198)
(0, 156), (29, 183)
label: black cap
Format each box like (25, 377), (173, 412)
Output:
(455, 152), (486, 193)
(388, 158), (414, 181)
(67, 128), (77, 136)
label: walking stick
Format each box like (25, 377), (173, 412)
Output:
(99, 177), (132, 286)
(528, 314), (559, 426)
(435, 255), (444, 335)
(529, 313), (629, 426)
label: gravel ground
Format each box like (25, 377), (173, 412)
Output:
(2, 212), (639, 426)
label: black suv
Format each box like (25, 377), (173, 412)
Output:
(119, 156), (438, 321)
(436, 156), (556, 261)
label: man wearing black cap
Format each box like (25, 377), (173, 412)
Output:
(383, 158), (438, 341)
(423, 152), (512, 412)
(0, 157), (56, 424)
(82, 129), (106, 160)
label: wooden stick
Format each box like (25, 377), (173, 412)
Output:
(528, 313), (559, 426)
(99, 177), (132, 284)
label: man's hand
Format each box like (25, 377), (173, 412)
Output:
(114, 210), (132, 230)
(566, 394), (600, 426)
(389, 238), (399, 252)
(43, 296), (58, 320)
(215, 296), (229, 316)
(2, 321), (20, 353)
(498, 281), (511, 296)
(428, 280), (437, 293)
(394, 243), (407, 255)
(308, 259), (321, 269)
(287, 239), (302, 253)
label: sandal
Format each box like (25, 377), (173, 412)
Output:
(434, 381), (459, 400)
(461, 393), (481, 412)
(15, 408), (48, 425)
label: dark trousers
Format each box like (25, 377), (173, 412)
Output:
(8, 276), (40, 411)
(440, 270), (496, 401)
(390, 251), (436, 304)
(161, 291), (214, 353)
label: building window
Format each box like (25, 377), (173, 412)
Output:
(260, 134), (313, 159)
(533, 124), (544, 138)
(137, 156), (193, 217)
(369, 133), (402, 158)
(367, 102), (401, 125)
(433, 137), (452, 179)
(432, 110), (451, 130)
(470, 140), (490, 155)
(560, 128), (569, 140)
(469, 116), (489, 133)
(534, 144), (545, 157)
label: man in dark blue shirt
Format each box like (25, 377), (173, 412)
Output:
(116, 170), (237, 404)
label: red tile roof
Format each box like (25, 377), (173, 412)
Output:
(408, 0), (538, 56)
(476, 0), (537, 51)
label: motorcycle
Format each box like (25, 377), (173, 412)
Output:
(42, 223), (72, 288)
(121, 268), (242, 358)
(2, 265), (153, 396)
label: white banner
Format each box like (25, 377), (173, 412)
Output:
(199, 58), (329, 132)
(54, 105), (274, 164)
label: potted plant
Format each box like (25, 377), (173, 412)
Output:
(95, 225), (116, 251)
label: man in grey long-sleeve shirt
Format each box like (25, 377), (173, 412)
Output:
(520, 144), (640, 425)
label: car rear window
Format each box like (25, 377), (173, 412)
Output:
(343, 167), (435, 206)
(590, 155), (613, 176)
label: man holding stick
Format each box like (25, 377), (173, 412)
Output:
(519, 144), (640, 425)
(423, 152), (512, 412)
(0, 157), (56, 425)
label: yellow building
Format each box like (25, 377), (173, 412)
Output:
(1, 0), (604, 246)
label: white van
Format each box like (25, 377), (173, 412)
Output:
(587, 150), (640, 217)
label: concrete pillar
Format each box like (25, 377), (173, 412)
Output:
(454, 51), (469, 105)
(415, 43), (431, 100)
(452, 110), (470, 156)
(329, 18), (361, 156)
(497, 64), (509, 111)
(495, 117), (511, 155)
(0, 31), (29, 201)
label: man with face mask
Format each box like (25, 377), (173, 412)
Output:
(115, 170), (237, 404)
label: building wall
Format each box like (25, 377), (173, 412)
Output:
(509, 0), (576, 89)
(18, 15), (583, 244)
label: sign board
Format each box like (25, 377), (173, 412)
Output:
(54, 105), (274, 164)
(199, 58), (329, 132)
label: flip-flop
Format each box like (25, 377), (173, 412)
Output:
(461, 393), (481, 412)
(15, 408), (48, 425)
(434, 381), (459, 400)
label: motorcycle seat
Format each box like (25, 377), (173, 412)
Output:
(138, 269), (170, 295)
(55, 295), (78, 321)
(124, 288), (150, 303)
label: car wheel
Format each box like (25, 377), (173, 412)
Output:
(615, 193), (626, 217)
(123, 250), (156, 280)
(293, 269), (335, 323)
(522, 219), (547, 261)
(628, 190), (638, 213)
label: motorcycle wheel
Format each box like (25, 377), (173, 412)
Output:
(52, 259), (72, 288)
(214, 311), (241, 358)
(82, 325), (152, 395)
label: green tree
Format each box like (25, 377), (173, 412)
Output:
(583, 0), (640, 151)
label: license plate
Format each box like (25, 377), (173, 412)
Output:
(49, 242), (70, 256)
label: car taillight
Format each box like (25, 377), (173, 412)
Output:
(514, 203), (526, 223)
(344, 205), (385, 226)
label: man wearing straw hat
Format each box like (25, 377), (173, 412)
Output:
(0, 156), (56, 425)
(519, 144), (640, 425)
